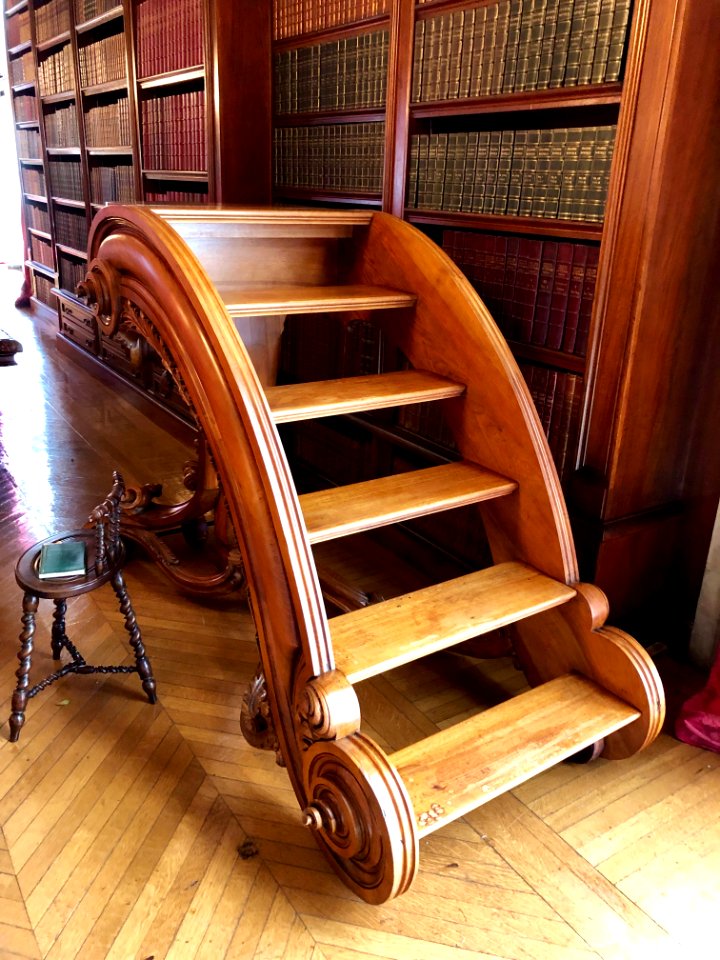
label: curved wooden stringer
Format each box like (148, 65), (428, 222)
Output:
(80, 204), (665, 903)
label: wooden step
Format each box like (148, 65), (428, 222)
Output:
(301, 461), (518, 543)
(153, 206), (373, 239)
(266, 370), (466, 424)
(391, 673), (640, 837)
(215, 283), (416, 317)
(331, 562), (576, 684)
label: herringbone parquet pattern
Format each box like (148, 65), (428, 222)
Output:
(0, 267), (718, 959)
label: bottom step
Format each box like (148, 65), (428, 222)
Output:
(391, 674), (640, 837)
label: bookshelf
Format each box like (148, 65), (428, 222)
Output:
(3, 0), (271, 415)
(270, 0), (720, 649)
(272, 0), (391, 205)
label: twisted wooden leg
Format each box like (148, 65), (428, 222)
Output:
(112, 571), (157, 704)
(9, 593), (39, 742)
(51, 598), (68, 660)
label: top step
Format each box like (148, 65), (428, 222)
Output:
(150, 206), (373, 239)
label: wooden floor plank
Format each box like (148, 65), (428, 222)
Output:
(163, 813), (251, 959)
(302, 914), (527, 960)
(193, 849), (263, 960)
(37, 735), (193, 956)
(0, 921), (43, 960)
(527, 738), (697, 828)
(598, 770), (720, 884)
(286, 886), (595, 960)
(77, 762), (213, 958)
(129, 791), (231, 960)
(224, 865), (280, 960)
(17, 707), (170, 899)
(0, 824), (40, 960)
(102, 775), (218, 960)
(466, 793), (675, 960)
(560, 749), (720, 865)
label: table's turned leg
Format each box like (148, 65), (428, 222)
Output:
(112, 571), (157, 705)
(9, 592), (39, 742)
(51, 598), (68, 660)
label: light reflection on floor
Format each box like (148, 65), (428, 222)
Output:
(0, 267), (57, 543)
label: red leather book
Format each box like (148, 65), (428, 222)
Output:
(561, 243), (588, 353)
(531, 240), (559, 346)
(546, 240), (573, 350)
(575, 244), (599, 356)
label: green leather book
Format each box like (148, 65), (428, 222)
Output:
(38, 540), (86, 580)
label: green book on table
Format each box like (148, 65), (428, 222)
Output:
(38, 541), (86, 580)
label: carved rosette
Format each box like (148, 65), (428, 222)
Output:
(301, 733), (418, 903)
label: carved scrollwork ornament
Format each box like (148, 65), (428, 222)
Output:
(77, 259), (122, 336)
(240, 665), (283, 764)
(295, 669), (361, 748)
(301, 733), (418, 903)
(117, 299), (196, 417)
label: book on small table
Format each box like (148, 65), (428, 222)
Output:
(38, 541), (87, 580)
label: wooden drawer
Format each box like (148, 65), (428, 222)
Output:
(58, 298), (98, 354)
(98, 333), (145, 381)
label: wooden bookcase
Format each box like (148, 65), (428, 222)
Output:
(270, 0), (720, 649)
(3, 0), (271, 422)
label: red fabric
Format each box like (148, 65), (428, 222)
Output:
(676, 647), (720, 752)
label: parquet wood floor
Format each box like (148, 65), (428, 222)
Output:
(0, 267), (718, 959)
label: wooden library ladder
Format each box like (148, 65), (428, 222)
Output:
(79, 205), (665, 903)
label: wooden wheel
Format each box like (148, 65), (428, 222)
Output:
(302, 733), (418, 904)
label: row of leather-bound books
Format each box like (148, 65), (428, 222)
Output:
(134, 0), (205, 79)
(54, 206), (89, 251)
(48, 158), (83, 200)
(58, 251), (89, 292)
(274, 29), (389, 115)
(17, 127), (43, 159)
(407, 125), (615, 222)
(89, 161), (134, 204)
(5, 7), (31, 48)
(38, 44), (74, 97)
(273, 122), (386, 193)
(34, 0), (71, 43)
(413, 0), (631, 101)
(73, 0), (119, 23)
(442, 229), (598, 356)
(24, 200), (51, 234)
(9, 50), (35, 85)
(84, 95), (131, 148)
(44, 102), (80, 148)
(140, 89), (207, 172)
(519, 361), (584, 481)
(78, 32), (126, 88)
(273, 0), (390, 41)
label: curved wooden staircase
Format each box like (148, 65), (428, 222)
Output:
(79, 205), (664, 904)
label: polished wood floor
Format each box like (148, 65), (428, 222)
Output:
(0, 266), (718, 959)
